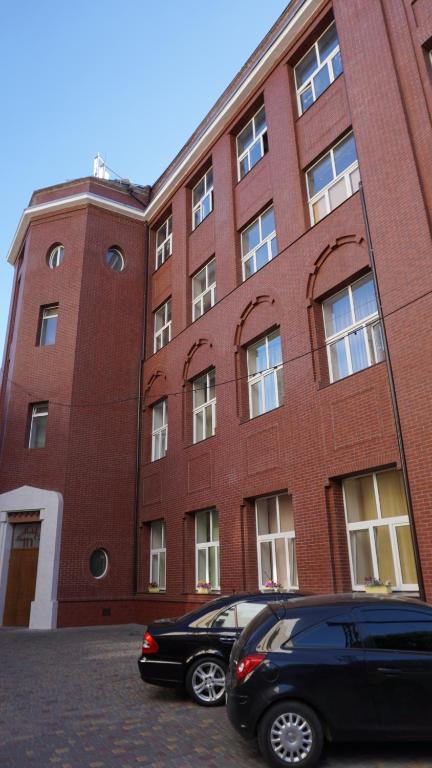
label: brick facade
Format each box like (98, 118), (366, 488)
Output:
(1, 0), (432, 627)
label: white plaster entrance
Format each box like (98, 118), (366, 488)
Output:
(0, 486), (63, 629)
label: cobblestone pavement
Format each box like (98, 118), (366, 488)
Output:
(1, 624), (432, 768)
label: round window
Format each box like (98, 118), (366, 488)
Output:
(48, 244), (64, 269)
(89, 549), (108, 578)
(105, 247), (124, 272)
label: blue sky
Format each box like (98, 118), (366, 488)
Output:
(0, 0), (288, 360)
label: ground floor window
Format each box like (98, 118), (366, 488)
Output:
(196, 509), (219, 590)
(256, 494), (298, 589)
(150, 520), (166, 589)
(343, 469), (418, 591)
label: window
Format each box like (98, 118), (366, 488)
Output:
(295, 21), (343, 114)
(306, 132), (360, 224)
(156, 215), (172, 269)
(47, 244), (64, 269)
(193, 369), (216, 443)
(28, 403), (48, 449)
(237, 105), (268, 180)
(323, 274), (385, 382)
(343, 469), (418, 591)
(154, 299), (171, 352)
(256, 494), (298, 590)
(196, 509), (219, 590)
(192, 259), (216, 320)
(286, 616), (361, 649)
(236, 601), (267, 628)
(39, 305), (58, 346)
(192, 168), (213, 229)
(247, 330), (283, 418)
(241, 206), (277, 280)
(358, 608), (432, 652)
(89, 549), (108, 578)
(105, 247), (124, 272)
(151, 400), (167, 461)
(150, 521), (166, 590)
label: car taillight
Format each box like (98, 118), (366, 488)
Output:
(142, 631), (159, 654)
(235, 653), (266, 682)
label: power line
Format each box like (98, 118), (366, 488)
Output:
(2, 283), (431, 410)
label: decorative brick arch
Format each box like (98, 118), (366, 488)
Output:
(234, 295), (275, 348)
(306, 234), (366, 304)
(182, 338), (213, 383)
(144, 369), (167, 399)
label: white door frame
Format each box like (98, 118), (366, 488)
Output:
(0, 486), (63, 629)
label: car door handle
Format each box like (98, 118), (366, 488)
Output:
(220, 637), (236, 644)
(377, 667), (401, 675)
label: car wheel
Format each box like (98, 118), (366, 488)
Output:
(186, 656), (227, 706)
(258, 700), (323, 768)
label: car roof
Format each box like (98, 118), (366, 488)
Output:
(277, 593), (427, 611)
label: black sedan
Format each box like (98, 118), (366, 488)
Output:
(227, 594), (432, 768)
(138, 591), (301, 706)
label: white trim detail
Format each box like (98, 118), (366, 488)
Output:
(7, 193), (148, 265)
(0, 486), (63, 629)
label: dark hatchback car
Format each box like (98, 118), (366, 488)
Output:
(227, 594), (432, 768)
(138, 591), (301, 706)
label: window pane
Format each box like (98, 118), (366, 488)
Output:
(193, 178), (205, 206)
(295, 46), (318, 88)
(350, 529), (374, 585)
(329, 338), (349, 380)
(344, 475), (377, 523)
(151, 521), (163, 549)
(323, 289), (352, 336)
(313, 64), (330, 99)
(194, 375), (207, 408)
(289, 538), (298, 587)
(237, 602), (265, 628)
(41, 314), (58, 346)
(206, 168), (213, 189)
(318, 22), (338, 61)
(155, 308), (164, 332)
(30, 414), (47, 448)
(279, 495), (294, 532)
(201, 193), (211, 219)
(242, 220), (260, 254)
(250, 139), (263, 168)
(151, 554), (158, 584)
(312, 195), (327, 223)
(334, 133), (357, 175)
(162, 327), (170, 347)
(271, 236), (278, 258)
(208, 369), (216, 399)
(237, 121), (254, 154)
(276, 366), (284, 406)
(205, 404), (213, 437)
(375, 525), (396, 585)
(332, 49), (343, 78)
(254, 106), (266, 134)
(260, 541), (273, 583)
(209, 545), (218, 587)
(275, 537), (288, 587)
(257, 496), (278, 534)
(377, 470), (408, 518)
(308, 153), (333, 196)
(290, 619), (358, 649)
(371, 322), (385, 363)
(159, 551), (166, 589)
(261, 207), (275, 239)
(350, 166), (360, 193)
(213, 606), (236, 628)
(348, 328), (368, 372)
(255, 243), (269, 271)
(352, 276), (377, 321)
(198, 548), (206, 581)
(268, 333), (282, 367)
(195, 410), (204, 442)
(207, 259), (215, 286)
(251, 380), (264, 417)
(239, 156), (249, 179)
(328, 176), (347, 210)
(396, 526), (417, 585)
(211, 509), (219, 542)
(197, 510), (210, 544)
(360, 609), (432, 652)
(248, 339), (267, 375)
(264, 372), (277, 411)
(193, 267), (206, 298)
(267, 497), (278, 533)
(300, 86), (314, 113)
(153, 432), (160, 459)
(153, 402), (165, 430)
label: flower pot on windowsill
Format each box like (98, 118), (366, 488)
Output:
(196, 587), (210, 595)
(365, 584), (392, 595)
(148, 585), (160, 594)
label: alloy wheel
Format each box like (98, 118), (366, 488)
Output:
(191, 660), (226, 704)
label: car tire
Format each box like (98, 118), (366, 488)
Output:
(185, 656), (227, 707)
(257, 700), (324, 768)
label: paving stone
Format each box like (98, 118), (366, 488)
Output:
(0, 624), (431, 767)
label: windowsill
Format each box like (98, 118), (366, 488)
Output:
(239, 403), (284, 425)
(150, 454), (167, 464)
(295, 71), (344, 123)
(242, 250), (279, 283)
(152, 254), (172, 276)
(308, 188), (359, 229)
(317, 359), (385, 390)
(190, 210), (213, 235)
(185, 434), (216, 449)
(235, 152), (267, 187)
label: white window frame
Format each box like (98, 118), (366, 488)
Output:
(29, 403), (48, 449)
(192, 168), (213, 230)
(247, 331), (283, 418)
(154, 299), (172, 352)
(343, 470), (418, 592)
(195, 509), (220, 590)
(236, 105), (268, 180)
(39, 305), (59, 346)
(306, 132), (359, 225)
(150, 521), (166, 590)
(48, 245), (64, 269)
(193, 369), (216, 443)
(241, 206), (277, 281)
(323, 275), (384, 383)
(192, 259), (216, 321)
(295, 21), (342, 115)
(151, 399), (168, 461)
(256, 494), (298, 590)
(155, 215), (172, 270)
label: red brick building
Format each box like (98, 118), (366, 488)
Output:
(1, 0), (432, 628)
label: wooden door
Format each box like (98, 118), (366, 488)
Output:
(3, 523), (40, 626)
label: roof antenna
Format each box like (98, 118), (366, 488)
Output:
(93, 153), (110, 180)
